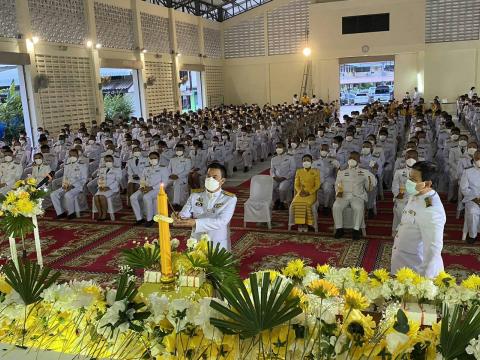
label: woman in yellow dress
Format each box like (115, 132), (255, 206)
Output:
(292, 154), (321, 232)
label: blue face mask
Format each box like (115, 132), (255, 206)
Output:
(405, 179), (420, 195)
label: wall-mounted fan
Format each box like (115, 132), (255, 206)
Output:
(33, 74), (49, 92)
(146, 75), (156, 86)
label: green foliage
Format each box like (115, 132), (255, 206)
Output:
(439, 304), (480, 360)
(0, 213), (35, 239)
(0, 80), (24, 142)
(187, 242), (240, 290)
(103, 93), (133, 120)
(121, 244), (160, 270)
(393, 309), (410, 334)
(3, 259), (60, 305)
(209, 271), (303, 339)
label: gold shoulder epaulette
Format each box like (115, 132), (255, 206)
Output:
(222, 190), (235, 197)
(191, 188), (204, 193)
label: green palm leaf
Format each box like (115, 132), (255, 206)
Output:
(439, 304), (480, 360)
(121, 245), (160, 269)
(3, 259), (60, 305)
(209, 272), (302, 339)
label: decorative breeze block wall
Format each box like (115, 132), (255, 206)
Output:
(28, 0), (88, 45)
(141, 13), (170, 54)
(144, 61), (175, 114)
(0, 0), (17, 39)
(203, 27), (222, 59)
(35, 54), (96, 133)
(205, 65), (224, 107)
(224, 16), (265, 58)
(426, 0), (480, 43)
(175, 21), (200, 56)
(94, 2), (135, 50)
(267, 0), (309, 55)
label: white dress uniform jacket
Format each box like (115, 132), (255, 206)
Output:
(127, 156), (148, 184)
(391, 190), (446, 278)
(31, 163), (52, 184)
(179, 189), (237, 250)
(0, 161), (23, 194)
(460, 165), (480, 238)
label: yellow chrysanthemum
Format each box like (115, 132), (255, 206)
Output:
(26, 178), (37, 186)
(173, 253), (193, 273)
(434, 271), (456, 288)
(0, 276), (12, 294)
(316, 263), (330, 276)
(395, 267), (423, 285)
(282, 259), (306, 279)
(351, 267), (369, 284)
(195, 239), (209, 253)
(14, 180), (24, 188)
(307, 279), (339, 298)
(82, 285), (102, 301)
(15, 198), (34, 215)
(343, 288), (370, 311)
(461, 274), (480, 291)
(189, 250), (207, 265)
(371, 268), (390, 283)
(342, 309), (376, 341)
(4, 192), (16, 205)
(0, 211), (4, 217)
(17, 191), (30, 200)
(288, 286), (307, 308)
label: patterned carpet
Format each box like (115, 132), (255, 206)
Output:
(2, 174), (479, 284)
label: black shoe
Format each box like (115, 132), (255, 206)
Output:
(466, 236), (477, 244)
(261, 158), (264, 162)
(273, 200), (280, 210)
(279, 202), (286, 210)
(135, 219), (145, 226)
(334, 228), (344, 239)
(368, 209), (375, 219)
(243, 166), (249, 173)
(56, 212), (67, 219)
(323, 207), (330, 216)
(144, 220), (154, 228)
(67, 213), (76, 220)
(352, 230), (361, 241)
(233, 167), (238, 172)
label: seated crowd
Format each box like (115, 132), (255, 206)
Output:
(0, 93), (478, 245)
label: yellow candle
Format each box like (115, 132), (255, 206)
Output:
(157, 183), (174, 282)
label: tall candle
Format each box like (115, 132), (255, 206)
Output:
(157, 184), (173, 281)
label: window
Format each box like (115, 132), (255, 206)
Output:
(342, 13), (389, 34)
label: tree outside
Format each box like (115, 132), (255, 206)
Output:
(0, 80), (25, 143)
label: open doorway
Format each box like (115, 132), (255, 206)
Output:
(339, 59), (394, 119)
(99, 68), (142, 120)
(179, 70), (203, 112)
(0, 64), (30, 144)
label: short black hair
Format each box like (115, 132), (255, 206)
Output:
(412, 161), (437, 182)
(207, 162), (227, 179)
(302, 154), (313, 161)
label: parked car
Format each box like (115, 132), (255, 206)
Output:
(341, 91), (355, 105)
(373, 85), (391, 103)
(354, 92), (370, 105)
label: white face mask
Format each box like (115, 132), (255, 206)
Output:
(34, 158), (43, 165)
(276, 148), (284, 155)
(199, 135), (204, 140)
(303, 161), (312, 169)
(88, 140), (95, 144)
(347, 159), (357, 168)
(106, 149), (113, 155)
(133, 151), (141, 158)
(415, 127), (422, 132)
(291, 143), (298, 149)
(345, 136), (353, 142)
(205, 177), (220, 192)
(451, 134), (459, 141)
(476, 160), (480, 168)
(459, 140), (468, 147)
(468, 147), (477, 156)
(176, 150), (184, 157)
(331, 143), (339, 149)
(320, 150), (328, 157)
(4, 156), (12, 162)
(222, 135), (228, 140)
(318, 131), (324, 136)
(361, 148), (371, 155)
(105, 162), (113, 168)
(149, 158), (158, 166)
(69, 156), (78, 163)
(405, 158), (416, 167)
(379, 135), (387, 141)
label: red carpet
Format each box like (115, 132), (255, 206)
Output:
(1, 173), (479, 283)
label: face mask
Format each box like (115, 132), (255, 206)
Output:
(405, 179), (423, 195)
(451, 134), (459, 141)
(459, 140), (467, 147)
(4, 156), (12, 162)
(476, 160), (480, 168)
(320, 150), (328, 157)
(379, 135), (387, 141)
(149, 158), (158, 166)
(308, 140), (315, 145)
(331, 143), (339, 149)
(415, 127), (422, 132)
(105, 162), (113, 168)
(88, 140), (94, 144)
(205, 177), (220, 192)
(347, 159), (357, 168)
(318, 131), (324, 136)
(69, 157), (78, 163)
(14, 146), (21, 151)
(176, 150), (184, 157)
(133, 151), (141, 158)
(291, 143), (297, 149)
(199, 135), (204, 140)
(276, 148), (284, 155)
(445, 129), (451, 134)
(222, 135), (228, 140)
(106, 149), (113, 155)
(468, 148), (477, 156)
(34, 158), (42, 165)
(405, 158), (416, 167)
(346, 136), (353, 142)
(19, 140), (25, 144)
(361, 148), (371, 155)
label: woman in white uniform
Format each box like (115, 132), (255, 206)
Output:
(94, 155), (122, 221)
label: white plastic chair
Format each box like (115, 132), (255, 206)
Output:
(333, 203), (367, 236)
(288, 200), (319, 232)
(244, 175), (273, 229)
(91, 192), (123, 221)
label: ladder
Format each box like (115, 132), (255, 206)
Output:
(300, 59), (312, 97)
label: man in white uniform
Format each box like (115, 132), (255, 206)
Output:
(270, 142), (296, 210)
(0, 149), (23, 195)
(460, 150), (480, 244)
(175, 163), (237, 251)
(167, 144), (192, 209)
(391, 161), (446, 278)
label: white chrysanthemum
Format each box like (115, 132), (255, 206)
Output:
(167, 298), (191, 330)
(186, 238), (198, 250)
(324, 268), (355, 290)
(148, 293), (170, 323)
(199, 234), (211, 242)
(413, 279), (438, 300)
(170, 238), (180, 249)
(106, 289), (117, 306)
(466, 335), (480, 359)
(302, 267), (320, 288)
(386, 331), (411, 354)
(98, 300), (127, 331)
(41, 283), (76, 310)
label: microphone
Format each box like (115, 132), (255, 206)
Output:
(36, 171), (55, 189)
